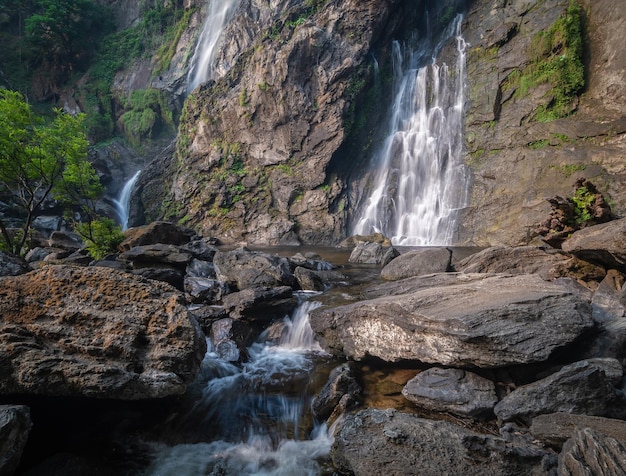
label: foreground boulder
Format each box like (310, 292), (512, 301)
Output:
(331, 409), (555, 476)
(310, 273), (594, 367)
(0, 405), (31, 476)
(531, 413), (626, 448)
(558, 428), (626, 475)
(0, 251), (31, 277)
(380, 247), (452, 280)
(214, 248), (297, 290)
(0, 265), (206, 399)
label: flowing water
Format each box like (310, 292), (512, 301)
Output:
(353, 14), (471, 246)
(142, 298), (336, 475)
(187, 0), (241, 93)
(113, 170), (141, 230)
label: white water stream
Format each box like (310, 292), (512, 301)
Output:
(187, 0), (241, 93)
(353, 15), (471, 246)
(145, 299), (334, 475)
(113, 170), (141, 230)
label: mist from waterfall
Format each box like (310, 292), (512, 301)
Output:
(353, 14), (471, 246)
(187, 0), (241, 93)
(113, 170), (141, 230)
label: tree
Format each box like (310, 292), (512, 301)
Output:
(0, 88), (102, 255)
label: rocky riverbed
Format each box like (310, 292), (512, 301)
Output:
(1, 219), (626, 474)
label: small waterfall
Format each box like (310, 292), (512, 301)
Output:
(353, 14), (471, 246)
(187, 0), (241, 93)
(113, 170), (141, 230)
(144, 299), (332, 475)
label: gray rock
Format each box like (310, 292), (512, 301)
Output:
(0, 251), (31, 277)
(222, 286), (296, 322)
(312, 363), (361, 421)
(214, 248), (297, 290)
(349, 241), (399, 266)
(294, 266), (325, 291)
(331, 408), (556, 476)
(184, 276), (229, 303)
(558, 428), (626, 475)
(185, 258), (216, 278)
(310, 273), (594, 367)
(119, 221), (192, 251)
(591, 270), (625, 323)
(455, 246), (606, 283)
(531, 413), (626, 448)
(0, 405), (31, 476)
(48, 230), (83, 250)
(494, 360), (626, 424)
(0, 265), (206, 399)
(24, 247), (51, 263)
(380, 248), (452, 280)
(402, 367), (497, 418)
(179, 239), (217, 261)
(119, 244), (192, 268)
(561, 218), (626, 272)
(211, 319), (241, 362)
(131, 266), (185, 291)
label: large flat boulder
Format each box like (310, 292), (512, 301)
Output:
(310, 273), (594, 367)
(331, 409), (555, 476)
(0, 265), (206, 399)
(531, 413), (626, 448)
(558, 428), (626, 475)
(561, 218), (626, 272)
(380, 248), (452, 280)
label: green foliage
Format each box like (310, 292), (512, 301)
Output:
(0, 88), (100, 255)
(75, 217), (124, 260)
(549, 163), (586, 177)
(506, 0), (585, 121)
(119, 88), (175, 147)
(572, 185), (594, 224)
(528, 139), (549, 149)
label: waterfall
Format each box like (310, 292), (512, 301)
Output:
(113, 170), (141, 230)
(144, 298), (332, 475)
(187, 0), (241, 93)
(353, 14), (471, 246)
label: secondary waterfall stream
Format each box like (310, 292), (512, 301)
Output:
(187, 0), (241, 93)
(353, 13), (471, 246)
(113, 170), (141, 230)
(143, 298), (335, 475)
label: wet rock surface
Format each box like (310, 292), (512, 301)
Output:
(0, 405), (31, 476)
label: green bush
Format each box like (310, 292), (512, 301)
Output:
(75, 218), (124, 260)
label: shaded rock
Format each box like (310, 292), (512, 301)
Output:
(0, 251), (31, 277)
(0, 405), (31, 476)
(591, 270), (626, 323)
(184, 276), (229, 304)
(558, 428), (626, 475)
(380, 247), (452, 280)
(455, 246), (606, 283)
(289, 252), (335, 271)
(402, 367), (497, 418)
(0, 265), (206, 399)
(221, 286), (296, 322)
(188, 305), (228, 335)
(119, 244), (192, 268)
(331, 408), (556, 476)
(179, 239), (218, 261)
(294, 266), (325, 292)
(310, 273), (594, 367)
(24, 247), (51, 264)
(349, 241), (399, 266)
(531, 413), (626, 448)
(494, 359), (626, 424)
(562, 218), (626, 272)
(214, 248), (297, 291)
(131, 266), (185, 291)
(48, 231), (83, 251)
(119, 221), (192, 251)
(312, 363), (361, 422)
(210, 318), (244, 362)
(186, 258), (216, 278)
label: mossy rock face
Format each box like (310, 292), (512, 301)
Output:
(460, 0), (626, 247)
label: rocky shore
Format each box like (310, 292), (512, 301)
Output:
(1, 218), (626, 474)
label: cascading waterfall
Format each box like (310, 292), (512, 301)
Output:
(353, 14), (471, 246)
(187, 0), (241, 93)
(144, 298), (334, 475)
(113, 170), (141, 230)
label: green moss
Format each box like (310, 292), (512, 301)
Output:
(528, 139), (549, 149)
(506, 0), (585, 121)
(119, 88), (175, 147)
(549, 163), (586, 177)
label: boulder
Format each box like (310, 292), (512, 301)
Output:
(531, 413), (626, 448)
(0, 405), (31, 476)
(48, 230), (83, 251)
(294, 266), (326, 292)
(214, 248), (297, 290)
(561, 218), (626, 272)
(591, 269), (625, 323)
(402, 367), (497, 418)
(119, 221), (192, 251)
(289, 252), (335, 271)
(184, 276), (229, 303)
(179, 238), (218, 261)
(221, 286), (296, 322)
(0, 251), (31, 277)
(455, 246), (606, 283)
(0, 265), (206, 399)
(338, 233), (392, 248)
(331, 408), (556, 476)
(312, 363), (361, 422)
(494, 359), (626, 424)
(310, 273), (594, 367)
(186, 258), (216, 278)
(119, 244), (192, 268)
(380, 248), (452, 281)
(348, 241), (399, 266)
(131, 266), (185, 291)
(558, 428), (626, 475)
